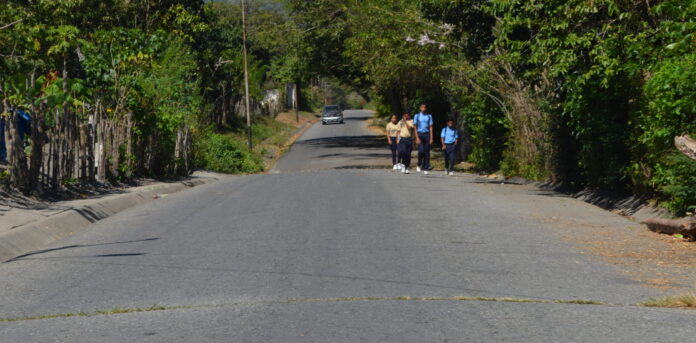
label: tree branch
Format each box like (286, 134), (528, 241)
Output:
(0, 19), (23, 31)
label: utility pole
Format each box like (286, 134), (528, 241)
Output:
(323, 78), (330, 105)
(242, 0), (253, 149)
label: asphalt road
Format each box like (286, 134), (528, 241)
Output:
(1, 110), (694, 342)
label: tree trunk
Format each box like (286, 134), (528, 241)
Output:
(47, 125), (54, 188)
(294, 82), (300, 123)
(96, 105), (107, 182)
(174, 125), (192, 176)
(29, 109), (45, 192)
(2, 86), (29, 190)
(28, 70), (43, 191)
(51, 109), (60, 189)
(61, 57), (71, 184)
(386, 87), (404, 117)
(87, 107), (96, 182)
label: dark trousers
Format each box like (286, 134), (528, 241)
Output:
(389, 136), (400, 165)
(444, 143), (457, 172)
(417, 132), (431, 170)
(398, 138), (412, 168)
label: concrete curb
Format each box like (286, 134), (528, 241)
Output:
(0, 177), (218, 263)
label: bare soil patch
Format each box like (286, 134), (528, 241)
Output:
(538, 207), (696, 290)
(275, 111), (318, 128)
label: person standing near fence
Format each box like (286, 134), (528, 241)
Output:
(441, 117), (459, 176)
(397, 113), (415, 174)
(413, 104), (434, 175)
(386, 114), (402, 171)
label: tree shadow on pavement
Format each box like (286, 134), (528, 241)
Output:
(5, 237), (159, 263)
(300, 135), (383, 150)
(343, 115), (372, 121)
(468, 177), (647, 216)
(535, 182), (648, 216)
(334, 165), (391, 170)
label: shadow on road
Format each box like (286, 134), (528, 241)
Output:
(300, 135), (384, 150)
(334, 165), (390, 170)
(343, 116), (372, 121)
(5, 237), (159, 263)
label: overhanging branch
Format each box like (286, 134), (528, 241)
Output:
(0, 19), (23, 31)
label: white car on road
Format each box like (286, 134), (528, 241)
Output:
(321, 105), (344, 125)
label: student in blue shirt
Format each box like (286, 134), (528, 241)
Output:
(441, 117), (459, 176)
(413, 104), (434, 175)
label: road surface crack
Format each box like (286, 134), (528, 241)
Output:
(0, 296), (613, 323)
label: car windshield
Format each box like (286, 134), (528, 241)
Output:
(324, 106), (339, 112)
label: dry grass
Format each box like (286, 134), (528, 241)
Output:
(366, 117), (387, 135)
(555, 299), (604, 305)
(0, 295), (613, 323)
(260, 111), (320, 171)
(640, 293), (696, 308)
(542, 209), (696, 291)
(279, 295), (606, 306)
(0, 305), (187, 323)
(275, 111), (318, 127)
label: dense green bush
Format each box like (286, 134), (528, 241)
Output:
(653, 154), (696, 215)
(195, 132), (263, 174)
(300, 87), (325, 112)
(345, 92), (366, 109)
(459, 92), (509, 172)
(0, 169), (8, 187)
(638, 54), (696, 214)
(641, 55), (696, 159)
(251, 117), (285, 141)
(561, 75), (634, 189)
(421, 0), (694, 214)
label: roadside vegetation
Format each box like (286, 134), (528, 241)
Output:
(641, 293), (696, 309)
(2, 0), (694, 215)
(282, 0), (695, 215)
(0, 0), (350, 196)
(195, 111), (318, 174)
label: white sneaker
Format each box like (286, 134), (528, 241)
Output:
(449, 171), (454, 176)
(416, 166), (422, 173)
(403, 168), (410, 174)
(393, 164), (398, 170)
(423, 171), (429, 175)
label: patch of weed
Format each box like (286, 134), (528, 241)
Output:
(641, 293), (696, 309)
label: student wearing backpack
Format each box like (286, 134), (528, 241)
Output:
(413, 104), (434, 175)
(441, 117), (459, 176)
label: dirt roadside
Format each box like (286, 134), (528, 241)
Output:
(368, 115), (696, 292)
(466, 177), (696, 292)
(260, 111), (320, 171)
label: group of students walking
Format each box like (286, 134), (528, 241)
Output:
(385, 104), (459, 175)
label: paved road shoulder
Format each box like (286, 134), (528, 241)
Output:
(0, 172), (227, 262)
